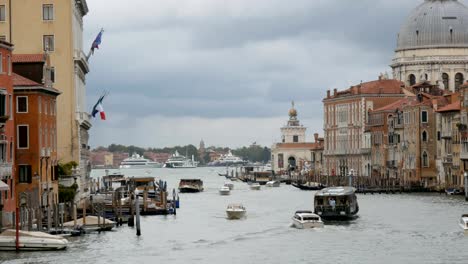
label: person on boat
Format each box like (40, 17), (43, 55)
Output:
(329, 198), (336, 210)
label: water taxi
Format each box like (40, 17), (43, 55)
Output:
(291, 210), (324, 229)
(226, 204), (246, 219)
(178, 179), (204, 193)
(266, 180), (280, 187)
(250, 183), (261, 190)
(314, 187), (359, 220)
(219, 186), (231, 195)
(459, 214), (468, 234)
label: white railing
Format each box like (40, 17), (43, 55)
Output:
(0, 162), (12, 178)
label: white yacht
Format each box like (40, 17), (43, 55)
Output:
(0, 230), (68, 251)
(226, 204), (246, 219)
(219, 186), (231, 195)
(119, 153), (162, 169)
(459, 214), (468, 234)
(164, 150), (199, 168)
(292, 210), (324, 229)
(209, 151), (246, 166)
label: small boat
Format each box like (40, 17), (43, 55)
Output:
(459, 214), (468, 234)
(62, 216), (115, 233)
(250, 183), (261, 190)
(445, 188), (463, 195)
(219, 186), (231, 195)
(224, 181), (234, 190)
(314, 187), (359, 220)
(292, 210), (324, 229)
(266, 180), (280, 187)
(178, 179), (204, 193)
(292, 182), (325, 191)
(226, 204), (246, 219)
(0, 230), (68, 251)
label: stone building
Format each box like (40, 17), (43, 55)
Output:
(323, 78), (407, 178)
(271, 103), (323, 174)
(391, 0), (468, 91)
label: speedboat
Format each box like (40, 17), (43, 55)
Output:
(292, 182), (325, 191)
(219, 186), (231, 195)
(224, 181), (234, 190)
(459, 214), (468, 234)
(250, 183), (261, 190)
(266, 180), (280, 187)
(0, 230), (68, 251)
(446, 188), (463, 195)
(178, 179), (204, 193)
(292, 210), (324, 229)
(226, 204), (246, 219)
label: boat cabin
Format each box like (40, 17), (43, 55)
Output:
(314, 187), (359, 219)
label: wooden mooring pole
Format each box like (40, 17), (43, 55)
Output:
(135, 193), (141, 236)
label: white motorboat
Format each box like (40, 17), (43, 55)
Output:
(292, 210), (324, 229)
(250, 183), (261, 190)
(178, 179), (204, 193)
(219, 186), (231, 195)
(164, 150), (199, 168)
(224, 181), (234, 190)
(0, 229), (68, 251)
(459, 214), (468, 234)
(119, 153), (162, 169)
(266, 180), (280, 187)
(226, 204), (246, 219)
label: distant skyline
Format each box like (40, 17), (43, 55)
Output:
(83, 0), (427, 148)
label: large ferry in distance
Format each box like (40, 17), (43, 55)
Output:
(208, 150), (246, 166)
(164, 150), (199, 168)
(119, 153), (162, 169)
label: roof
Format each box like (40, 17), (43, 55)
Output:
(397, 0), (468, 51)
(315, 187), (356, 197)
(373, 97), (413, 112)
(12, 73), (40, 86)
(12, 54), (45, 63)
(437, 100), (461, 112)
(325, 79), (404, 100)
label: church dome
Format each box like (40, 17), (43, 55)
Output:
(397, 0), (468, 51)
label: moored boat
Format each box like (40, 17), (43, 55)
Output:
(0, 230), (68, 251)
(291, 210), (324, 229)
(164, 150), (199, 168)
(63, 216), (116, 233)
(178, 179), (204, 193)
(119, 153), (162, 169)
(292, 182), (325, 191)
(266, 180), (280, 187)
(226, 204), (246, 219)
(314, 187), (359, 220)
(219, 186), (231, 195)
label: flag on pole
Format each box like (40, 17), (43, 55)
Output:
(91, 29), (104, 55)
(91, 95), (106, 120)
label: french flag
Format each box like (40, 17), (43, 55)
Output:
(91, 95), (106, 120)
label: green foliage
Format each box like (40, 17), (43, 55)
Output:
(58, 183), (78, 203)
(232, 145), (271, 163)
(58, 161), (78, 176)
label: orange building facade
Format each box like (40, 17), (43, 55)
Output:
(0, 40), (16, 229)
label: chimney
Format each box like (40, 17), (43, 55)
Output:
(334, 88), (337, 96)
(432, 99), (438, 111)
(314, 133), (319, 143)
(327, 90), (330, 98)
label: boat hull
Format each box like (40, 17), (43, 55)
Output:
(292, 182), (325, 190)
(179, 187), (203, 193)
(250, 185), (261, 190)
(0, 231), (68, 251)
(292, 219), (324, 229)
(226, 210), (246, 220)
(219, 190), (231, 195)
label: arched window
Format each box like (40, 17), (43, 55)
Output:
(409, 74), (416, 86)
(422, 151), (429, 167)
(455, 73), (464, 91)
(442, 73), (449, 90)
(422, 131), (428, 142)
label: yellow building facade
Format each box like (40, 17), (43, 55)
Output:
(0, 0), (92, 200)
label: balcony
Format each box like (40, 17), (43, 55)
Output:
(0, 162), (12, 179)
(386, 160), (397, 168)
(443, 155), (453, 164)
(74, 50), (90, 74)
(76, 112), (92, 130)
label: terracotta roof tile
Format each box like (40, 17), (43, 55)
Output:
(12, 73), (41, 86)
(328, 79), (405, 99)
(373, 97), (413, 112)
(12, 54), (45, 63)
(437, 100), (461, 112)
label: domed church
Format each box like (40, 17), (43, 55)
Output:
(391, 0), (468, 91)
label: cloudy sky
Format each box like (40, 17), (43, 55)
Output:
(83, 0), (426, 149)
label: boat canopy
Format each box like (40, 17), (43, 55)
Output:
(314, 187), (356, 197)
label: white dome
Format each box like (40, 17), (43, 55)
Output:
(397, 0), (468, 51)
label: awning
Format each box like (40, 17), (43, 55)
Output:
(0, 180), (9, 191)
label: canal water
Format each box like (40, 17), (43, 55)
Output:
(1, 167), (468, 264)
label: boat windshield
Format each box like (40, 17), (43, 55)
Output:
(303, 216), (320, 221)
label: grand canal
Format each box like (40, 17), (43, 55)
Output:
(1, 167), (468, 264)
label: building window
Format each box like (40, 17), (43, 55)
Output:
(293, 135), (299, 143)
(18, 165), (32, 184)
(437, 131), (441, 141)
(455, 73), (464, 91)
(17, 96), (28, 113)
(43, 35), (54, 51)
(422, 131), (428, 142)
(43, 4), (54, 21)
(421, 111), (428, 123)
(0, 53), (2, 73)
(422, 151), (429, 167)
(0, 35), (5, 41)
(0, 142), (6, 162)
(50, 67), (55, 83)
(0, 92), (5, 117)
(408, 74), (416, 86)
(442, 73), (449, 90)
(7, 55), (10, 75)
(0, 5), (6, 22)
(278, 154), (284, 169)
(17, 125), (29, 149)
